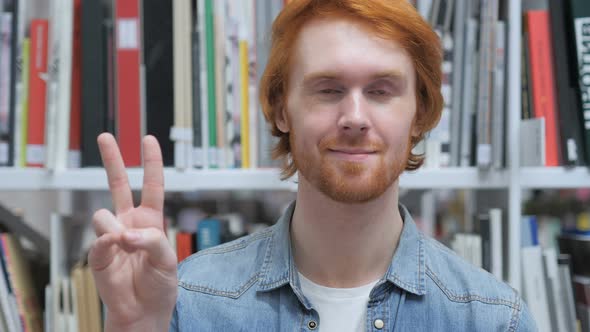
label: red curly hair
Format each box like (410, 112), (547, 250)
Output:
(259, 0), (443, 179)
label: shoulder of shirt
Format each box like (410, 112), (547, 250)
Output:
(176, 226), (274, 298)
(421, 234), (522, 310)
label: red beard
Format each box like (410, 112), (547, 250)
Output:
(291, 133), (411, 203)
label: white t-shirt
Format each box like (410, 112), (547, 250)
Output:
(298, 272), (380, 332)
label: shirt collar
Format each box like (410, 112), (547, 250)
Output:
(257, 201), (426, 296)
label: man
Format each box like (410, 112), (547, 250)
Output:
(90, 0), (536, 331)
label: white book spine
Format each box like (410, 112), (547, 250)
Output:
(521, 246), (551, 332)
(247, 0), (258, 169)
(489, 208), (503, 280)
(542, 249), (568, 332)
(491, 21), (506, 169)
(459, 19), (478, 167)
(56, 0), (73, 171)
(557, 260), (578, 332)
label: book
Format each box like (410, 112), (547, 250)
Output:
(45, 0), (74, 171)
(176, 232), (193, 262)
(114, 0), (142, 167)
(478, 209), (503, 280)
(0, 13), (14, 167)
(191, 22), (204, 168)
(542, 248), (568, 332)
(171, 0), (194, 170)
(197, 0), (210, 168)
(0, 240), (20, 332)
(1, 233), (43, 332)
(491, 21), (506, 169)
(197, 218), (221, 251)
(557, 255), (579, 332)
(567, 0), (590, 165)
(26, 19), (49, 168)
(143, 0), (175, 167)
(69, 0), (82, 168)
(449, 0), (466, 167)
(525, 10), (561, 167)
(548, 0), (586, 166)
(214, 0), (227, 168)
(238, 0), (251, 169)
(460, 15), (478, 167)
(81, 0), (109, 167)
(521, 246), (551, 332)
(205, 0), (218, 168)
(520, 118), (546, 167)
(476, 0), (499, 169)
(17, 37), (30, 168)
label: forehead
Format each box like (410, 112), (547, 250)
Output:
(290, 17), (415, 84)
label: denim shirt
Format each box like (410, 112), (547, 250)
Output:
(170, 201), (537, 331)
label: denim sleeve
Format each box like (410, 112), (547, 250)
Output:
(169, 305), (179, 332)
(516, 300), (538, 332)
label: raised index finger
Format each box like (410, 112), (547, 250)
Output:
(97, 133), (134, 214)
(140, 135), (164, 212)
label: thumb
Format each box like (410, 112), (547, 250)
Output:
(122, 228), (178, 271)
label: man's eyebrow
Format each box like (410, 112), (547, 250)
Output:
(369, 70), (407, 82)
(301, 71), (341, 86)
(301, 70), (407, 86)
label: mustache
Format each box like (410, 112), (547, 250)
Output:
(318, 136), (385, 152)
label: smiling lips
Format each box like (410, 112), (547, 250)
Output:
(327, 148), (378, 161)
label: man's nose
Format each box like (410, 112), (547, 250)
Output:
(337, 91), (370, 136)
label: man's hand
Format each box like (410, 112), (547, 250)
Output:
(88, 133), (178, 331)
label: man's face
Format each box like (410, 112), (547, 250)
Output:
(279, 17), (418, 203)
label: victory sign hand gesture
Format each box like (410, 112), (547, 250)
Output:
(88, 133), (178, 331)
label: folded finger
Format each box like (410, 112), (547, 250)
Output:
(88, 233), (122, 272)
(92, 209), (125, 237)
(122, 228), (177, 270)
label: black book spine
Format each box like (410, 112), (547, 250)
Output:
(549, 0), (586, 166)
(8, 0), (18, 167)
(81, 0), (108, 167)
(142, 0), (174, 166)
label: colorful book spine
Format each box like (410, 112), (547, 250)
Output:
(205, 0), (218, 168)
(26, 20), (49, 168)
(238, 1), (250, 169)
(69, 0), (82, 168)
(18, 38), (30, 168)
(115, 0), (142, 167)
(525, 10), (561, 167)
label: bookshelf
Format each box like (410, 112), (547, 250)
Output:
(0, 0), (587, 306)
(0, 167), (516, 191)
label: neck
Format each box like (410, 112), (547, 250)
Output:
(290, 175), (404, 288)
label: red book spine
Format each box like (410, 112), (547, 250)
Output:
(69, 0), (82, 167)
(115, 0), (141, 166)
(526, 10), (561, 166)
(176, 232), (194, 262)
(26, 20), (49, 168)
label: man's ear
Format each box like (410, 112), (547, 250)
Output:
(275, 107), (290, 133)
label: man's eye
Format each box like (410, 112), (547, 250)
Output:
(369, 90), (389, 96)
(319, 89), (341, 94)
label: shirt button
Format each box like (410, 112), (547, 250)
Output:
(374, 319), (385, 329)
(308, 320), (318, 330)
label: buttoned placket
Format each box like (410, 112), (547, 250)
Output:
(365, 282), (405, 331)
